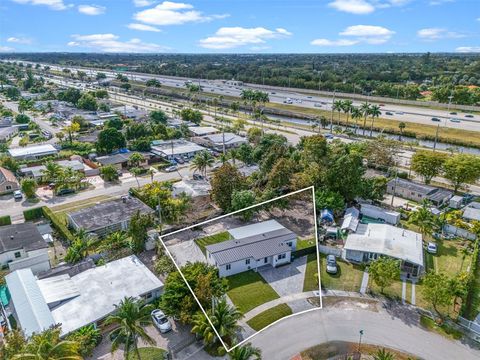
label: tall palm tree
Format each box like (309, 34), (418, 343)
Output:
(228, 148), (240, 165)
(398, 122), (406, 141)
(332, 100), (343, 126)
(351, 107), (362, 135)
(369, 104), (381, 137)
(408, 200), (437, 237)
(228, 343), (262, 360)
(342, 99), (353, 129)
(42, 161), (62, 185)
(105, 297), (155, 360)
(190, 150), (214, 178)
(360, 102), (371, 136)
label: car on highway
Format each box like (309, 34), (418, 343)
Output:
(151, 309), (172, 333)
(450, 112), (457, 115)
(270, 92), (276, 94)
(164, 165), (177, 172)
(450, 118), (461, 123)
(13, 190), (23, 200)
(314, 103), (322, 107)
(283, 98), (293, 104)
(395, 111), (404, 115)
(465, 114), (474, 118)
(57, 188), (75, 196)
(385, 111), (394, 115)
(427, 242), (438, 255)
(326, 255), (338, 274)
(431, 117), (441, 122)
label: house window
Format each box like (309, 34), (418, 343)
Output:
(14, 251), (21, 258)
(226, 264), (231, 271)
(6, 185), (11, 190)
(245, 259), (250, 265)
(264, 257), (268, 263)
(287, 242), (292, 247)
(278, 253), (286, 260)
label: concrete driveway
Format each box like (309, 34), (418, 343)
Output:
(258, 256), (307, 297)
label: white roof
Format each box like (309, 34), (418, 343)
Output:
(204, 133), (246, 145)
(345, 223), (423, 266)
(172, 179), (211, 197)
(49, 255), (163, 335)
(228, 220), (285, 240)
(37, 274), (80, 306)
(151, 140), (206, 157)
(360, 203), (400, 217)
(463, 206), (480, 221)
(188, 126), (219, 136)
(8, 144), (58, 158)
(5, 269), (55, 337)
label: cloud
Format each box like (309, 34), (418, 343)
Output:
(133, 0), (155, 6)
(429, 0), (454, 5)
(328, 0), (375, 14)
(127, 23), (162, 32)
(311, 24), (394, 47)
(11, 0), (68, 10)
(417, 28), (465, 40)
(455, 46), (480, 53)
(6, 36), (32, 44)
(78, 4), (106, 15)
(311, 38), (359, 46)
(68, 33), (168, 52)
(0, 46), (15, 52)
(199, 27), (292, 49)
(134, 1), (229, 26)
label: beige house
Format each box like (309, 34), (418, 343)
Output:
(0, 166), (20, 195)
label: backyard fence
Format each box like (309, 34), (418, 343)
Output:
(318, 244), (343, 257)
(458, 316), (480, 340)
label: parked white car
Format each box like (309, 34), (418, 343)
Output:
(427, 242), (438, 254)
(13, 190), (23, 200)
(151, 309), (172, 333)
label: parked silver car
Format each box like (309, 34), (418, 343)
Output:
(151, 309), (172, 333)
(326, 254), (338, 274)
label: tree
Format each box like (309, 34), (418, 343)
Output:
(398, 122), (406, 140)
(443, 154), (480, 192)
(105, 297), (155, 360)
(130, 167), (143, 189)
(372, 348), (396, 360)
(120, 82), (131, 91)
(97, 128), (126, 154)
(211, 163), (245, 212)
(190, 150), (214, 178)
(351, 107), (362, 134)
(149, 110), (168, 124)
(6, 86), (20, 100)
(228, 343), (262, 360)
(146, 78), (161, 87)
(411, 150), (446, 184)
(65, 122), (80, 143)
(315, 190), (345, 215)
(128, 210), (153, 253)
(15, 114), (30, 124)
(21, 178), (36, 199)
(42, 161), (62, 184)
(231, 190), (256, 221)
(105, 117), (124, 130)
(77, 93), (98, 111)
(360, 102), (371, 136)
(368, 104), (381, 137)
(332, 100), (343, 126)
(408, 200), (437, 237)
(128, 152), (145, 168)
(100, 165), (119, 182)
(368, 257), (400, 293)
(422, 271), (456, 318)
(66, 325), (102, 358)
(180, 108), (203, 125)
(342, 99), (353, 128)
(96, 72), (107, 80)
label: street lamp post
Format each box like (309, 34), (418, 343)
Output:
(357, 329), (364, 352)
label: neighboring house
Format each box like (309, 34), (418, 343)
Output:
(96, 152), (150, 170)
(8, 144), (58, 160)
(444, 202), (480, 240)
(205, 220), (297, 277)
(172, 179), (211, 198)
(0, 167), (20, 195)
(111, 105), (147, 120)
(67, 196), (154, 237)
(188, 126), (219, 137)
(344, 223), (424, 278)
(5, 255), (163, 337)
(0, 126), (18, 142)
(194, 133), (247, 151)
(341, 207), (360, 233)
(237, 164), (259, 177)
(449, 195), (464, 209)
(18, 160), (93, 182)
(0, 116), (13, 128)
(150, 139), (206, 161)
(360, 203), (400, 225)
(0, 223), (51, 274)
(386, 178), (452, 206)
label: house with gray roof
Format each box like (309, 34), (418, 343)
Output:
(205, 220), (297, 277)
(67, 196), (154, 237)
(387, 178), (452, 206)
(0, 166), (19, 195)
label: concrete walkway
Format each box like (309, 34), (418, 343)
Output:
(401, 280), (407, 305)
(411, 281), (416, 305)
(360, 271), (369, 295)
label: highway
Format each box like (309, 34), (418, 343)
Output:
(10, 60), (480, 133)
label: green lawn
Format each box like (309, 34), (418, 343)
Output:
(194, 231), (230, 254)
(420, 315), (463, 340)
(319, 254), (364, 292)
(297, 238), (316, 250)
(227, 271), (279, 313)
(127, 347), (166, 360)
(303, 253), (320, 292)
(246, 303), (292, 331)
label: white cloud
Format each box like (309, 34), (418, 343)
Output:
(455, 46), (480, 53)
(6, 36), (32, 44)
(328, 0), (375, 14)
(134, 1), (229, 26)
(0, 46), (15, 52)
(311, 38), (358, 46)
(339, 25), (395, 43)
(68, 33), (168, 52)
(417, 28), (465, 40)
(127, 23), (162, 32)
(133, 0), (155, 6)
(11, 0), (68, 11)
(429, 0), (454, 5)
(78, 4), (106, 15)
(199, 27), (292, 49)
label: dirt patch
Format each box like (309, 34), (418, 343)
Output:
(307, 296), (379, 312)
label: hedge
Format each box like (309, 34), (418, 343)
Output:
(0, 216), (11, 226)
(23, 207), (44, 221)
(293, 245), (317, 258)
(42, 207), (75, 243)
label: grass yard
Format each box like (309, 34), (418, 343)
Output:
(194, 231), (230, 254)
(319, 254), (364, 292)
(297, 238), (316, 250)
(127, 347), (166, 360)
(246, 303), (292, 331)
(420, 315), (463, 341)
(303, 253), (320, 292)
(226, 270), (279, 313)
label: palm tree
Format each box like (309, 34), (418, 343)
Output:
(332, 100), (343, 126)
(130, 167), (143, 188)
(228, 343), (262, 360)
(398, 122), (406, 141)
(342, 99), (353, 129)
(42, 160), (62, 185)
(351, 107), (362, 135)
(408, 200), (437, 237)
(105, 297), (155, 360)
(228, 148), (240, 165)
(360, 102), (371, 136)
(128, 152), (145, 168)
(190, 150), (214, 178)
(369, 104), (381, 137)
(373, 348), (396, 360)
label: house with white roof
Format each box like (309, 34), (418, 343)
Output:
(344, 223), (424, 278)
(5, 255), (163, 337)
(205, 220), (297, 277)
(8, 144), (58, 160)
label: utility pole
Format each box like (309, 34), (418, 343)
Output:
(157, 196), (162, 235)
(330, 91), (336, 134)
(433, 123), (440, 152)
(390, 167), (398, 207)
(357, 329), (364, 353)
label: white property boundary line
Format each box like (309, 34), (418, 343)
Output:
(158, 186), (322, 353)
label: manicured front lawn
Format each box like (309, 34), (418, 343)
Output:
(127, 347), (166, 360)
(303, 253), (320, 292)
(246, 303), (292, 331)
(297, 238), (316, 250)
(194, 231), (230, 254)
(226, 270), (279, 313)
(319, 254), (364, 292)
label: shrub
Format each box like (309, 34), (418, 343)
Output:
(42, 207), (75, 242)
(23, 207), (44, 221)
(0, 215), (11, 226)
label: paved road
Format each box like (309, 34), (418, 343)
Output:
(249, 306), (480, 360)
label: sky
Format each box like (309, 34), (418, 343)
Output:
(0, 0), (478, 53)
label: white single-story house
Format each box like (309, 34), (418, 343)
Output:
(150, 139), (206, 160)
(194, 133), (247, 151)
(205, 220), (297, 277)
(5, 255), (163, 337)
(8, 144), (58, 160)
(386, 178), (452, 206)
(360, 203), (400, 225)
(344, 223), (424, 278)
(19, 160), (95, 181)
(188, 126), (219, 137)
